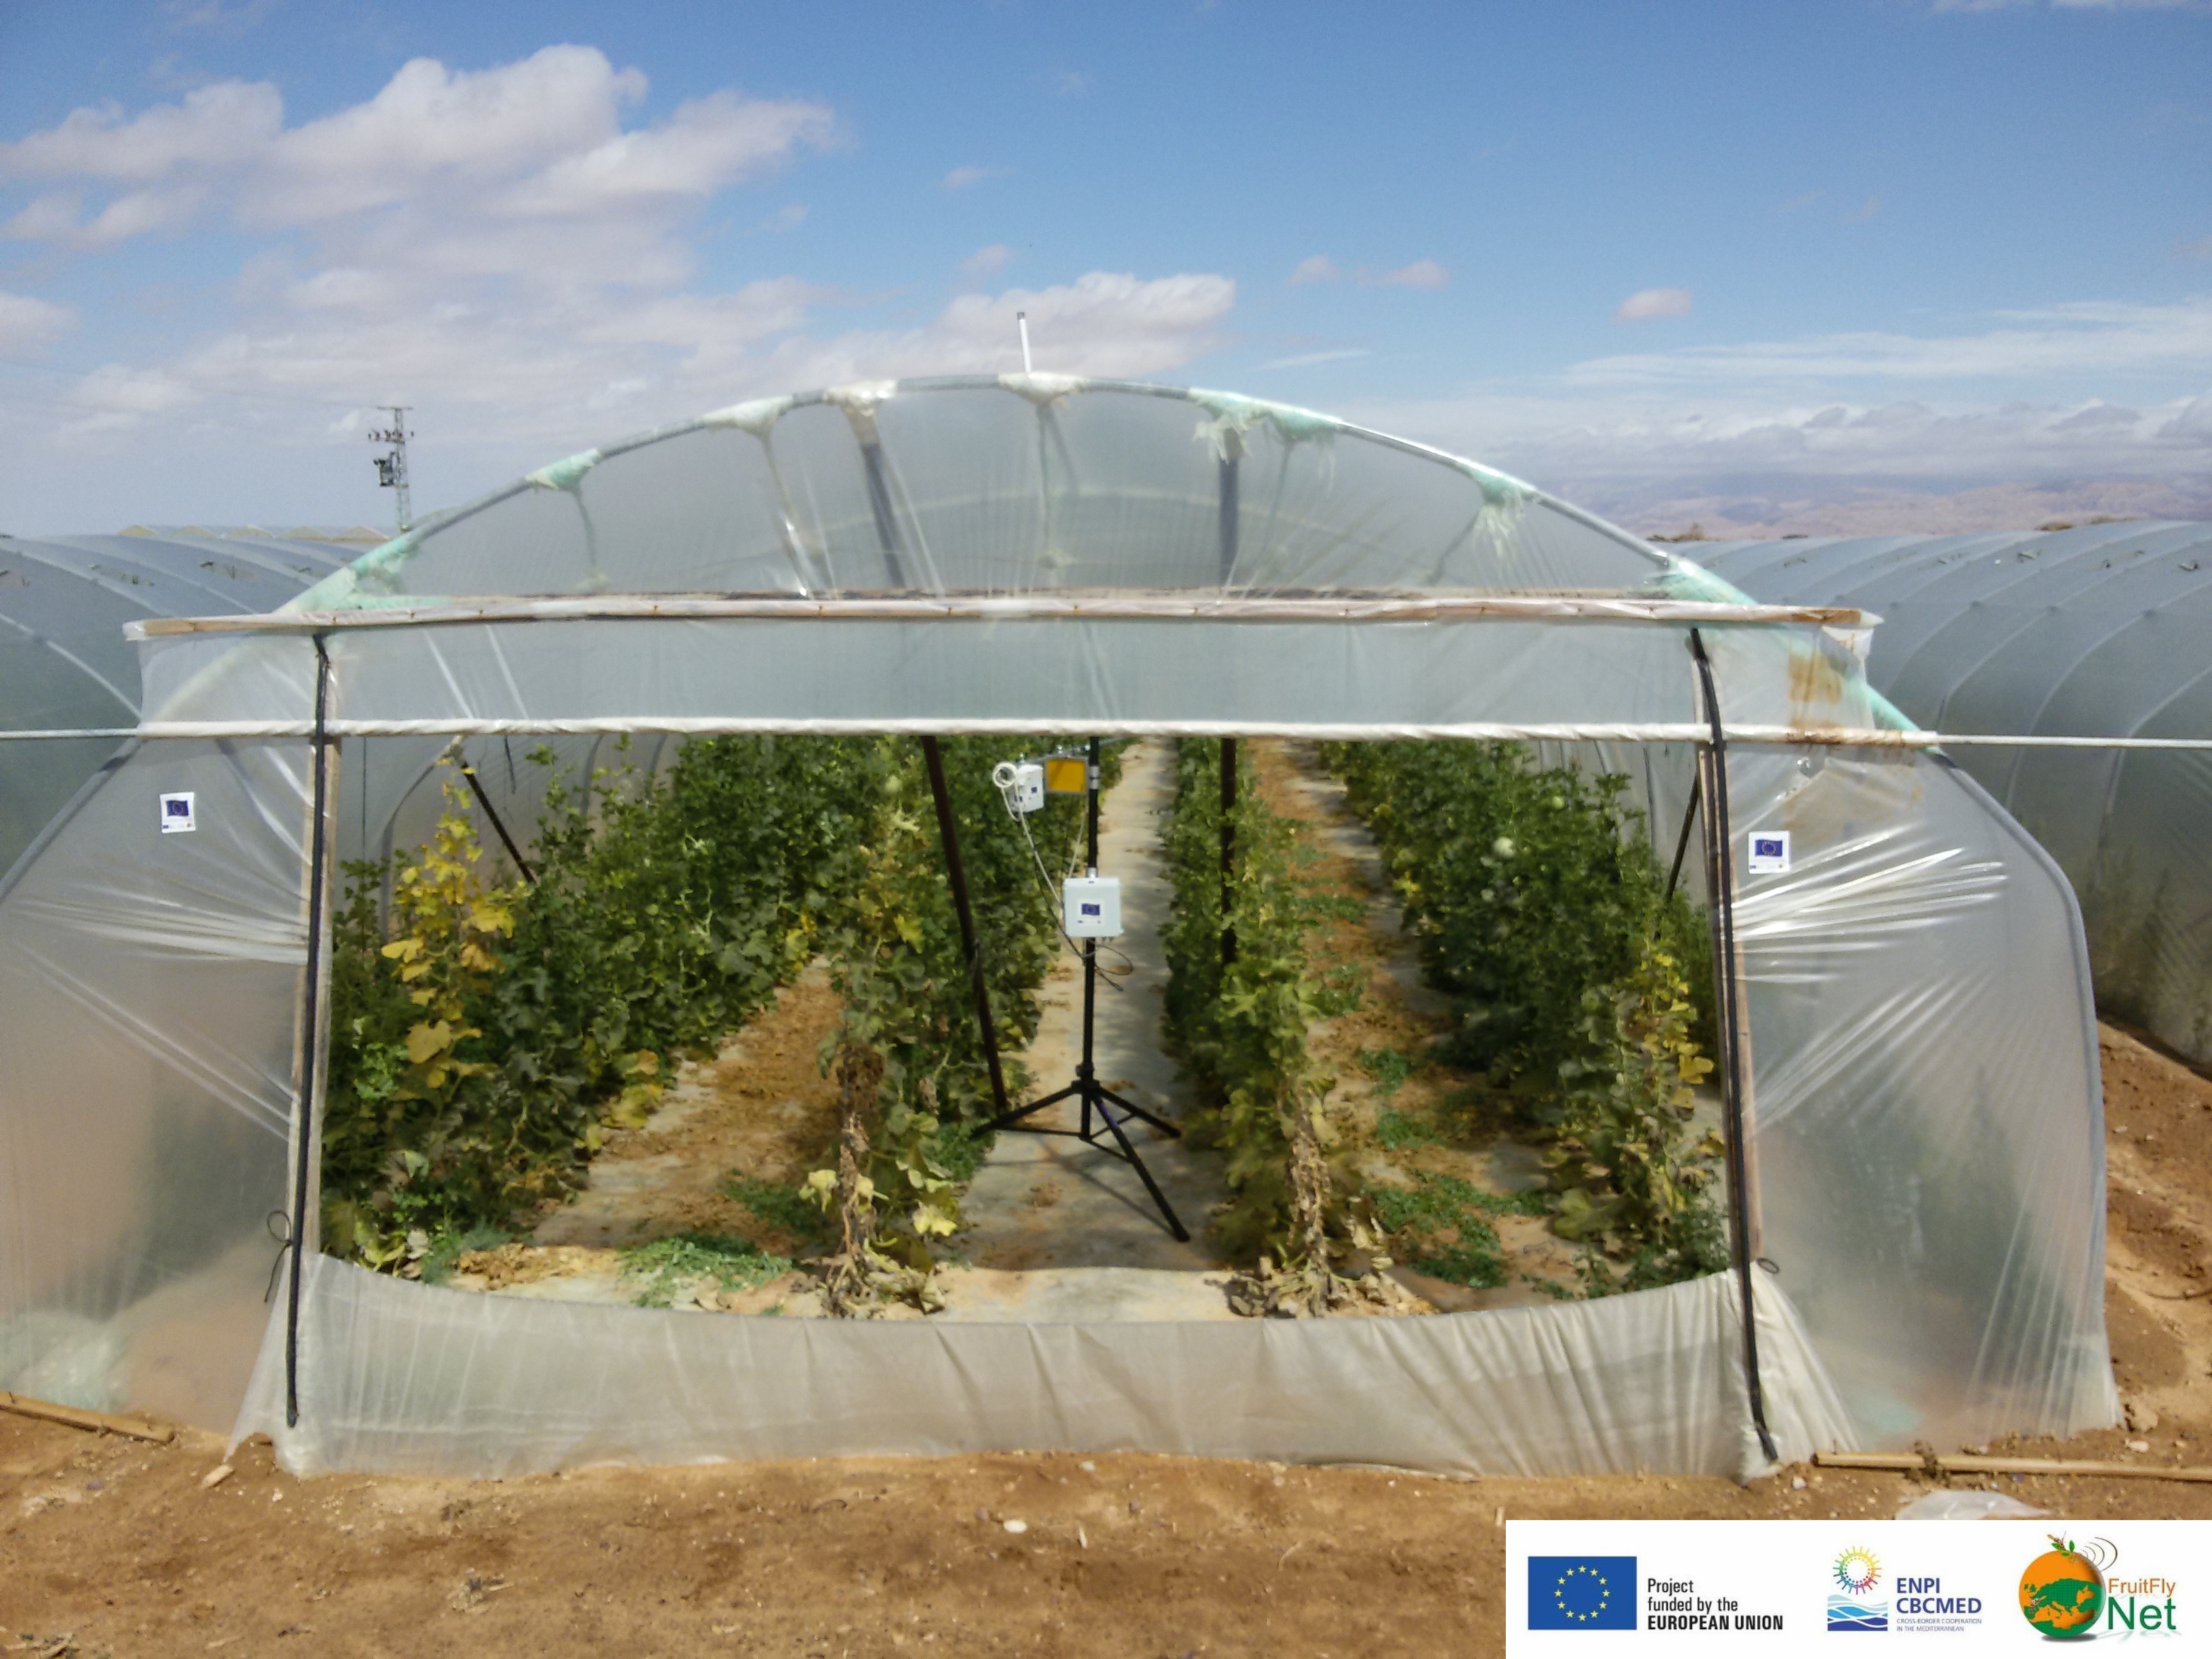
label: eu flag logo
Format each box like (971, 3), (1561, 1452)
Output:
(1528, 1557), (1637, 1630)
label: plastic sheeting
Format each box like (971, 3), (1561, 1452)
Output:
(1696, 525), (2212, 1063)
(239, 1253), (1851, 1483)
(0, 531), (345, 880)
(0, 379), (2116, 1469)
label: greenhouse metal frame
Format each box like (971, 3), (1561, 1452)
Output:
(0, 377), (2122, 1480)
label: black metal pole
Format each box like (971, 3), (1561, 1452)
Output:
(1218, 737), (1237, 969)
(1080, 737), (1101, 1139)
(1664, 773), (1701, 903)
(285, 636), (335, 1430)
(920, 736), (1009, 1118)
(1687, 629), (1778, 1465)
(455, 753), (536, 884)
(972, 735), (1186, 1239)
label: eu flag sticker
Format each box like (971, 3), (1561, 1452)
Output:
(1528, 1557), (1637, 1630)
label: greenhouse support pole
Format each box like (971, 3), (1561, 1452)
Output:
(453, 750), (535, 883)
(1216, 451), (1240, 586)
(1687, 630), (1778, 1466)
(920, 736), (1010, 1118)
(857, 438), (911, 590)
(1664, 776), (1701, 902)
(285, 636), (337, 1430)
(1218, 737), (1237, 969)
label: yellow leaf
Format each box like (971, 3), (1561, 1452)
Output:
(405, 1021), (456, 1063)
(380, 939), (422, 962)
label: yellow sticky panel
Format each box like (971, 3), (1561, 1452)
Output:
(1044, 756), (1088, 794)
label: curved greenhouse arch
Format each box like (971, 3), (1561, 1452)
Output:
(1699, 525), (2212, 1065)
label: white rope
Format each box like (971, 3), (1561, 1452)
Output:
(5, 720), (2210, 750)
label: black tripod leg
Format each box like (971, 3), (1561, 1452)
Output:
(979, 1082), (1080, 1134)
(1094, 1085), (1181, 1139)
(1090, 1091), (1190, 1242)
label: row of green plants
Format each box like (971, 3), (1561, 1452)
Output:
(1323, 741), (1730, 1292)
(323, 736), (1088, 1279)
(1160, 740), (1363, 1264)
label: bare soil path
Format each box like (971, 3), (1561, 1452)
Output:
(948, 739), (1236, 1318)
(1250, 741), (1591, 1308)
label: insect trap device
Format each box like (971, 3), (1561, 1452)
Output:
(991, 759), (1046, 815)
(1062, 873), (1122, 939)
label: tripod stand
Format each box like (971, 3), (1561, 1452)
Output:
(979, 737), (1190, 1242)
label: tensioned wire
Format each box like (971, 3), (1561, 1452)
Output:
(5, 722), (2211, 749)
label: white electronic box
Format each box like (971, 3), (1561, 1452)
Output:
(1062, 874), (1123, 939)
(991, 759), (1046, 815)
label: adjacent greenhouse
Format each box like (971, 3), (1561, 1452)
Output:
(0, 378), (2116, 1481)
(1697, 525), (2212, 1065)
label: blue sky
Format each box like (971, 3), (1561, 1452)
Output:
(2, 0), (2208, 536)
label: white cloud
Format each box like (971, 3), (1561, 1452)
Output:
(942, 165), (1005, 190)
(0, 47), (1235, 517)
(960, 243), (1015, 279)
(779, 272), (1236, 385)
(1572, 296), (2212, 384)
(764, 203), (807, 232)
(1849, 194), (1883, 222)
(1287, 255), (1446, 289)
(1366, 258), (1448, 291)
(1615, 287), (1694, 323)
(1346, 386), (2212, 517)
(1258, 348), (1370, 371)
(163, 0), (282, 32)
(0, 289), (77, 350)
(0, 79), (282, 183)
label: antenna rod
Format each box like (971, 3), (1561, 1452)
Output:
(367, 405), (415, 534)
(1017, 311), (1033, 374)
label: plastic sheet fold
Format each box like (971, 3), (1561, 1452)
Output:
(237, 1254), (1852, 1483)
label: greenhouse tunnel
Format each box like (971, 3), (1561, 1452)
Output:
(1697, 525), (2212, 1067)
(0, 377), (2116, 1479)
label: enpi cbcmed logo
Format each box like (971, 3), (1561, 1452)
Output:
(1826, 1544), (1885, 1632)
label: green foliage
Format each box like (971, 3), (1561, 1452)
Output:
(324, 735), (1085, 1271)
(1356, 1046), (1418, 1097)
(721, 1171), (831, 1242)
(1327, 740), (1713, 1087)
(1368, 1173), (1536, 1289)
(807, 737), (1088, 1258)
(1374, 1107), (1441, 1150)
(1323, 740), (1727, 1290)
(1161, 740), (1362, 1258)
(619, 1233), (794, 1307)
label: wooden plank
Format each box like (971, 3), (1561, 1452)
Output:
(1815, 1450), (2212, 1484)
(0, 1389), (176, 1444)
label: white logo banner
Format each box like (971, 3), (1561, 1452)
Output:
(1508, 1518), (2208, 1654)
